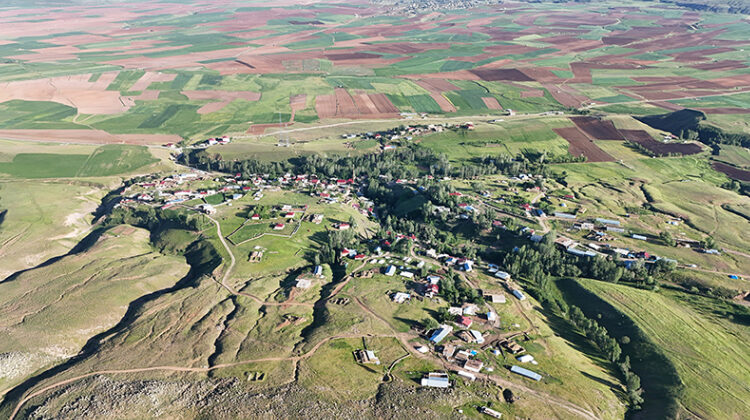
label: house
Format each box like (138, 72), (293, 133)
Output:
(311, 214), (324, 224)
(284, 212), (295, 218)
(198, 204), (216, 215)
(313, 265), (323, 277)
(400, 271), (414, 279)
(392, 292), (411, 303)
(421, 372), (450, 388)
(354, 349), (380, 365)
(248, 251), (263, 263)
(442, 344), (456, 359)
(456, 316), (473, 328)
(454, 350), (472, 361)
(462, 304), (478, 316)
(429, 325), (453, 344)
(273, 223), (285, 230)
(494, 271), (511, 281)
(464, 359), (484, 373)
(486, 311), (497, 322)
(632, 234), (648, 241)
(251, 214), (261, 221)
(425, 284), (439, 298)
(448, 307), (463, 316)
(457, 330), (475, 343)
(469, 330), (485, 344)
(296, 278), (312, 289)
(427, 275), (441, 285)
(384, 265), (397, 276)
(510, 365), (542, 381)
(335, 222), (351, 230)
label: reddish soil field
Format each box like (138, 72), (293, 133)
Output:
(520, 90), (545, 98)
(618, 129), (654, 142)
(130, 72), (177, 91)
(0, 129), (180, 144)
(430, 93), (456, 113)
(290, 94), (307, 120)
(315, 94), (337, 119)
(469, 68), (533, 82)
(196, 102), (230, 114)
(692, 60), (746, 71)
(246, 123), (286, 135)
(182, 90), (261, 101)
(542, 83), (589, 108)
(482, 97), (502, 110)
(368, 93), (399, 114)
(697, 107), (750, 114)
(602, 36), (638, 45)
(325, 52), (381, 61)
(712, 161), (750, 182)
(0, 74), (131, 115)
(415, 79), (459, 93)
(554, 127), (614, 162)
(571, 117), (625, 140)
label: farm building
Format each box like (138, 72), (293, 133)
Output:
(494, 271), (511, 281)
(596, 218), (620, 226)
(484, 293), (506, 304)
(354, 349), (380, 365)
(480, 406), (503, 419)
(421, 372), (450, 388)
(554, 212), (577, 219)
(429, 325), (453, 344)
(456, 370), (476, 381)
(512, 290), (526, 301)
(510, 365), (542, 381)
(400, 271), (414, 279)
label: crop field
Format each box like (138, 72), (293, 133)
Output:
(0, 1), (746, 141)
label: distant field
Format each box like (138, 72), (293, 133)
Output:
(0, 144), (158, 178)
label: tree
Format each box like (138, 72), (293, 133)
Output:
(703, 235), (716, 249)
(660, 230), (676, 247)
(423, 317), (439, 331)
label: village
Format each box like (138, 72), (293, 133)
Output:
(112, 130), (739, 405)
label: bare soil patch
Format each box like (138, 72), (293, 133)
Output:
(554, 127), (614, 162)
(621, 129), (703, 155)
(482, 97), (502, 110)
(571, 116), (625, 140)
(469, 68), (533, 82)
(712, 161), (750, 182)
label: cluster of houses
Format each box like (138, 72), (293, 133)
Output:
(193, 136), (231, 148)
(342, 123), (451, 144)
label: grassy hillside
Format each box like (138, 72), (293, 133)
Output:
(576, 279), (750, 419)
(0, 225), (189, 393)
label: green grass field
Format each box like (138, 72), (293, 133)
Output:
(0, 145), (158, 178)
